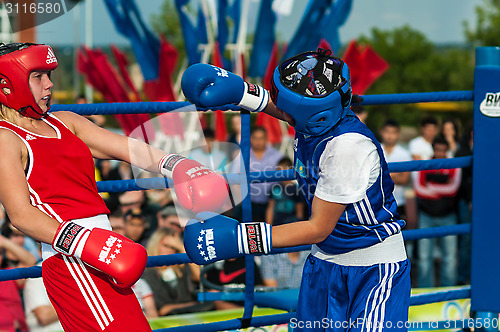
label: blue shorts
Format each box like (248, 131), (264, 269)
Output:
(293, 255), (411, 332)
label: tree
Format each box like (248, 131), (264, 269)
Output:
(464, 0), (500, 46)
(352, 25), (474, 130)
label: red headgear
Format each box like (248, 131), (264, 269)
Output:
(0, 43), (58, 119)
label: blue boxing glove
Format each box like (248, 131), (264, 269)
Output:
(183, 212), (272, 265)
(181, 63), (269, 112)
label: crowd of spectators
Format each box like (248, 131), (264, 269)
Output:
(0, 111), (474, 329)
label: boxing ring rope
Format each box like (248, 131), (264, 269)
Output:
(49, 90), (473, 115)
(4, 48), (500, 330)
(0, 223), (471, 282)
(91, 157), (472, 193)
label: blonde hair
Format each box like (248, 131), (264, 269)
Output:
(146, 227), (184, 277)
(0, 104), (18, 123)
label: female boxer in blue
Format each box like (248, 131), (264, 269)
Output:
(181, 48), (411, 331)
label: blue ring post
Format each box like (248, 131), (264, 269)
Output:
(471, 46), (500, 331)
(239, 111), (257, 325)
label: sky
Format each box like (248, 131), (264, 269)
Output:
(35, 0), (484, 47)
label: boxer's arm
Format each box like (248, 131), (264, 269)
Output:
(56, 111), (229, 212)
(54, 111), (167, 173)
(271, 196), (345, 248)
(0, 129), (60, 244)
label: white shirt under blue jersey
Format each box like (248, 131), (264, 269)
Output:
(294, 115), (405, 254)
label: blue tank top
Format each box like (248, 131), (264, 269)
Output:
(294, 114), (405, 254)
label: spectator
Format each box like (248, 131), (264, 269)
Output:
(379, 119), (412, 217)
(23, 245), (63, 332)
(379, 119), (415, 267)
(414, 136), (461, 287)
(351, 104), (367, 124)
(441, 117), (461, 156)
(409, 116), (439, 160)
(108, 209), (126, 235)
(156, 204), (186, 235)
(124, 208), (149, 246)
(146, 189), (173, 208)
(231, 126), (283, 220)
(227, 114), (242, 160)
(204, 256), (264, 310)
(118, 190), (160, 234)
(261, 250), (309, 288)
(265, 157), (305, 226)
(0, 234), (29, 332)
(1, 219), (39, 266)
(189, 128), (228, 171)
(75, 94), (106, 127)
(142, 227), (211, 316)
(455, 124), (473, 285)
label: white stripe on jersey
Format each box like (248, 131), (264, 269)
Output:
(0, 127), (35, 178)
(358, 200), (374, 225)
(380, 168), (395, 219)
(353, 202), (369, 225)
(28, 184), (64, 223)
(363, 197), (378, 224)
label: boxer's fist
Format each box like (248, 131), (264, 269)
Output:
(159, 154), (229, 213)
(52, 222), (147, 288)
(181, 63), (269, 112)
(183, 212), (272, 265)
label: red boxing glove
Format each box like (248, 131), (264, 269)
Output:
(159, 154), (229, 213)
(52, 221), (148, 288)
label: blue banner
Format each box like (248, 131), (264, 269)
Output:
(103, 0), (160, 81)
(248, 0), (276, 78)
(283, 0), (352, 58)
(175, 0), (202, 65)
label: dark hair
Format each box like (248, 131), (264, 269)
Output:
(381, 119), (400, 130)
(109, 209), (124, 219)
(442, 117), (460, 142)
(278, 157), (293, 167)
(351, 94), (364, 105)
(124, 208), (146, 223)
(251, 125), (267, 136)
(203, 128), (215, 139)
(432, 135), (449, 148)
(420, 116), (438, 127)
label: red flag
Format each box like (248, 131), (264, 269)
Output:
(263, 42), (278, 91)
(238, 53), (247, 81)
(356, 45), (389, 93)
(260, 42), (283, 143)
(210, 42), (228, 142)
(142, 36), (184, 139)
(341, 40), (363, 94)
(212, 41), (224, 68)
(111, 45), (141, 102)
(214, 110), (227, 141)
(78, 46), (153, 138)
(342, 40), (389, 94)
(256, 112), (282, 144)
(144, 36), (178, 102)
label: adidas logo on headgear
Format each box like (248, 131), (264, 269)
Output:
(46, 47), (57, 65)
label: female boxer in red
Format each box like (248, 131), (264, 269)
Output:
(0, 43), (228, 332)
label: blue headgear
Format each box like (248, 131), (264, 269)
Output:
(270, 49), (352, 136)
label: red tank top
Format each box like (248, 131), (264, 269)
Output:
(0, 113), (109, 222)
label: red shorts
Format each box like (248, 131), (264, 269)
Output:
(42, 254), (152, 332)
